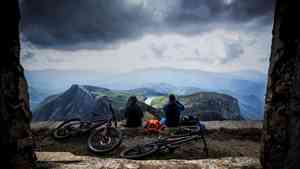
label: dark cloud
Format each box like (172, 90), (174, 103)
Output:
(166, 0), (225, 25)
(228, 0), (274, 23)
(166, 0), (274, 28)
(20, 0), (275, 50)
(21, 0), (151, 49)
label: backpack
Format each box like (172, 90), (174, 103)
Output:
(144, 120), (165, 134)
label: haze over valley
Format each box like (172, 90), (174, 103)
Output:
(27, 67), (266, 121)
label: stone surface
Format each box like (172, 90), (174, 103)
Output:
(37, 152), (84, 162)
(261, 1), (300, 169)
(36, 155), (261, 169)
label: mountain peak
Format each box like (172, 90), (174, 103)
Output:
(82, 85), (111, 93)
(63, 84), (94, 100)
(70, 84), (80, 89)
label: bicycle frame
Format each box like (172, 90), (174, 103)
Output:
(53, 106), (119, 141)
(151, 122), (208, 154)
(120, 122), (208, 159)
(58, 118), (107, 137)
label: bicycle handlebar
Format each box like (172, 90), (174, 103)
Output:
(195, 121), (208, 135)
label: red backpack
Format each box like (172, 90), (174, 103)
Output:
(144, 120), (165, 134)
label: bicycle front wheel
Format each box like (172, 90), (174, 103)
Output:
(87, 127), (122, 154)
(120, 143), (159, 159)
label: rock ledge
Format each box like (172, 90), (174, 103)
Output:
(37, 153), (261, 169)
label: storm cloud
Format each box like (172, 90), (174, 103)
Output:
(20, 0), (275, 49)
(20, 0), (152, 49)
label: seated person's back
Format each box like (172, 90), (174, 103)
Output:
(124, 96), (144, 127)
(163, 94), (185, 127)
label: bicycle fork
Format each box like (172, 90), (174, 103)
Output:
(200, 135), (208, 157)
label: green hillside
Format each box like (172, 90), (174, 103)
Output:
(150, 96), (168, 108)
(33, 85), (159, 121)
(148, 92), (243, 121)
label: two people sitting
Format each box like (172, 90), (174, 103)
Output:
(124, 94), (185, 128)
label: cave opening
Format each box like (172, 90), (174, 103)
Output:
(2, 0), (300, 169)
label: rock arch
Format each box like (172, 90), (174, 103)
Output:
(2, 0), (300, 169)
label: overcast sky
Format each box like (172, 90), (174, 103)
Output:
(20, 0), (275, 73)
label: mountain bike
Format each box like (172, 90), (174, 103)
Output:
(52, 111), (122, 154)
(120, 122), (208, 159)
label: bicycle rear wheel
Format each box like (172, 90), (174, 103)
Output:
(87, 127), (122, 154)
(120, 143), (159, 159)
(52, 119), (82, 140)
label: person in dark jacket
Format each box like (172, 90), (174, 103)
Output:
(163, 94), (185, 127)
(124, 96), (144, 127)
(94, 96), (117, 127)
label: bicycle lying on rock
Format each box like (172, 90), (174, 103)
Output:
(52, 112), (122, 154)
(120, 122), (208, 159)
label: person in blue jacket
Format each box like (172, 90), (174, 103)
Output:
(163, 94), (185, 127)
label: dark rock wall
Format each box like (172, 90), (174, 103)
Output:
(261, 1), (300, 169)
(1, 0), (35, 168)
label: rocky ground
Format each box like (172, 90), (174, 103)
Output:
(35, 155), (261, 169)
(31, 121), (262, 169)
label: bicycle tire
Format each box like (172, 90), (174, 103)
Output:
(52, 118), (81, 140)
(120, 143), (159, 159)
(87, 127), (122, 154)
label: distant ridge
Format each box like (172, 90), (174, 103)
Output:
(33, 85), (159, 121)
(28, 67), (266, 120)
(148, 91), (243, 121)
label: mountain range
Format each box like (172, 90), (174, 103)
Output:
(33, 84), (243, 122)
(27, 67), (267, 120)
(33, 85), (158, 121)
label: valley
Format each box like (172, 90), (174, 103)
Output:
(27, 67), (266, 121)
(32, 84), (244, 122)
